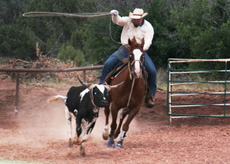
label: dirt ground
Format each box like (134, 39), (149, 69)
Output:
(1, 80), (230, 164)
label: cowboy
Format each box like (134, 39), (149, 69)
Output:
(100, 8), (156, 108)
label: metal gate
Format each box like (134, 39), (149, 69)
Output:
(167, 58), (230, 123)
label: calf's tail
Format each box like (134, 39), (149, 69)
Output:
(47, 95), (67, 102)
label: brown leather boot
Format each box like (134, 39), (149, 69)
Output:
(145, 87), (155, 108)
(145, 96), (155, 108)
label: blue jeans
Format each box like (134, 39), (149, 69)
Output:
(100, 47), (157, 97)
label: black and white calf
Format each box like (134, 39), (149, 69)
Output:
(49, 77), (123, 156)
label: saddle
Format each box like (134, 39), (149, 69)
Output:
(104, 58), (148, 88)
(104, 62), (128, 84)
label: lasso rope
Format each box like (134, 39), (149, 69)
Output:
(23, 11), (111, 18)
(23, 11), (121, 62)
(109, 19), (121, 45)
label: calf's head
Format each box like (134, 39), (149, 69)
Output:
(89, 84), (109, 107)
(77, 76), (123, 108)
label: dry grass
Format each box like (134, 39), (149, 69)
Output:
(0, 55), (101, 88)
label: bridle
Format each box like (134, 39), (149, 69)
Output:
(115, 42), (147, 116)
(130, 59), (144, 66)
(128, 51), (145, 80)
(121, 49), (146, 116)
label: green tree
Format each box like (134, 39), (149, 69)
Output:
(0, 0), (34, 59)
(24, 0), (96, 58)
(81, 17), (121, 65)
(2, 0), (229, 71)
(172, 0), (230, 70)
(173, 0), (230, 58)
(147, 0), (180, 68)
(58, 44), (85, 66)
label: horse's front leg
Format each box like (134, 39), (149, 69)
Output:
(115, 106), (140, 148)
(114, 108), (129, 139)
(107, 103), (119, 147)
(102, 106), (110, 140)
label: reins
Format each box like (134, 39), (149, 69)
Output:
(126, 78), (136, 108)
(120, 50), (147, 116)
(130, 59), (143, 67)
(120, 57), (139, 116)
(120, 77), (136, 117)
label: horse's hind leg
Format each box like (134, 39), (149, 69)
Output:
(102, 106), (110, 140)
(115, 107), (140, 148)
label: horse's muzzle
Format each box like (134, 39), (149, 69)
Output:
(133, 70), (142, 78)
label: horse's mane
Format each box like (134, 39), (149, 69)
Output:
(127, 37), (144, 54)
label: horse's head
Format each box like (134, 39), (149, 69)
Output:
(127, 37), (145, 79)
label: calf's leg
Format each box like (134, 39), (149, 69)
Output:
(79, 121), (96, 156)
(75, 117), (82, 144)
(64, 106), (73, 148)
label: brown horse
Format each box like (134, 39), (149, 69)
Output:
(102, 37), (147, 147)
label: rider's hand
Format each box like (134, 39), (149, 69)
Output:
(110, 10), (119, 16)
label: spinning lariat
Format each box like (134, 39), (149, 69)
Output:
(23, 11), (111, 18)
(23, 11), (121, 46)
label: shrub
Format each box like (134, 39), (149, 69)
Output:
(58, 44), (85, 66)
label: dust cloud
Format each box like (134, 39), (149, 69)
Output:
(91, 109), (140, 142)
(16, 86), (140, 147)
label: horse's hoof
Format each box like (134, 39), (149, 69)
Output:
(80, 145), (86, 156)
(102, 127), (109, 140)
(107, 140), (115, 147)
(115, 141), (123, 148)
(81, 152), (86, 157)
(102, 133), (109, 140)
(68, 142), (73, 148)
(68, 138), (73, 148)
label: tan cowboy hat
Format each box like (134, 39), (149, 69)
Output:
(129, 8), (148, 19)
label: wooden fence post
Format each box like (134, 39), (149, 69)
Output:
(15, 72), (20, 116)
(0, 65), (103, 116)
(83, 70), (86, 82)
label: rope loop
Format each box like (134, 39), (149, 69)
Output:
(23, 12), (111, 18)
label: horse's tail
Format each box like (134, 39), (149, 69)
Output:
(47, 95), (67, 102)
